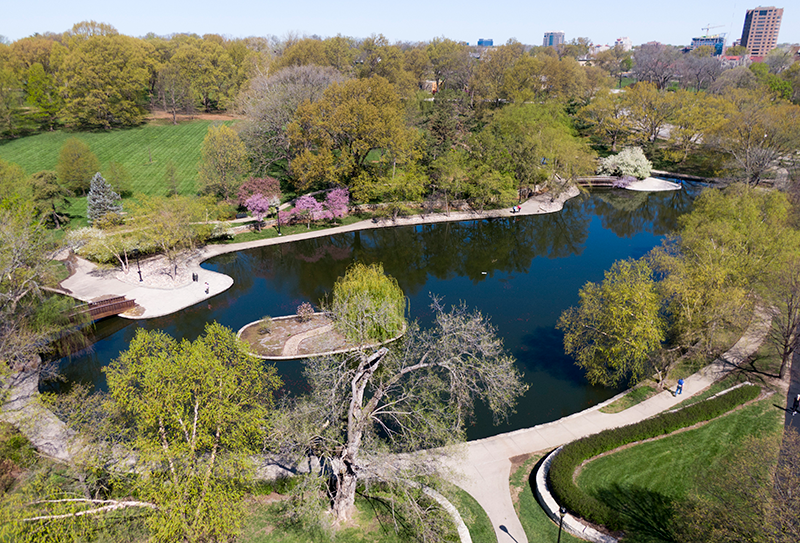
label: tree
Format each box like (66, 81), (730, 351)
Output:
(632, 42), (679, 90)
(665, 90), (725, 162)
(275, 294), (525, 528)
(293, 194), (324, 228)
(29, 170), (71, 228)
(651, 184), (799, 354)
(244, 193), (272, 231)
(25, 62), (61, 130)
(130, 195), (217, 278)
(100, 323), (282, 542)
(197, 124), (249, 201)
(0, 158), (27, 200)
(0, 65), (24, 137)
(324, 187), (349, 220)
(621, 82), (675, 143)
(558, 259), (665, 387)
(237, 176), (280, 207)
(327, 262), (406, 343)
(238, 65), (344, 178)
(55, 138), (100, 195)
(287, 76), (421, 192)
(709, 89), (800, 186)
(474, 103), (595, 194)
(58, 34), (153, 128)
(767, 259), (800, 380)
(426, 38), (473, 92)
(597, 147), (652, 179)
(0, 201), (75, 369)
(577, 89), (631, 152)
(86, 173), (122, 226)
(155, 58), (194, 125)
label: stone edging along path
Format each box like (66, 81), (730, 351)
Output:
(236, 313), (406, 360)
(534, 381), (762, 543)
(434, 305), (771, 543)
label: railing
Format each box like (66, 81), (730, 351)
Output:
(72, 296), (136, 321)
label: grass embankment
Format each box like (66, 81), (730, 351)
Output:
(0, 119), (231, 196)
(510, 456), (583, 543)
(575, 396), (782, 541)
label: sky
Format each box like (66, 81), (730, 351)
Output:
(2, 0), (797, 48)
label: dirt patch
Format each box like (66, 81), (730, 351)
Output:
(146, 110), (241, 122)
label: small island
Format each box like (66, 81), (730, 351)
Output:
(238, 263), (407, 359)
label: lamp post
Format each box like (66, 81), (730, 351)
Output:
(557, 507), (567, 543)
(271, 202), (281, 235)
(133, 249), (143, 282)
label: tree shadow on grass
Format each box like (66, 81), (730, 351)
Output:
(593, 484), (677, 543)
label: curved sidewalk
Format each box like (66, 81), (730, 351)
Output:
(438, 306), (771, 543)
(58, 188), (580, 320)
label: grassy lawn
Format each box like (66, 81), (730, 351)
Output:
(219, 215), (370, 244)
(575, 396), (783, 541)
(510, 456), (584, 543)
(0, 119), (234, 197)
(239, 491), (461, 543)
(600, 385), (656, 414)
(438, 481), (496, 543)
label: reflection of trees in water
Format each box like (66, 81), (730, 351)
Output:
(211, 205), (593, 302)
(589, 185), (700, 238)
(206, 187), (702, 306)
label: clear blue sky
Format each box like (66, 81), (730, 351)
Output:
(2, 0), (797, 48)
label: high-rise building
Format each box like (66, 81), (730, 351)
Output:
(477, 38), (494, 47)
(691, 35), (726, 56)
(740, 6), (783, 57)
(543, 32), (565, 47)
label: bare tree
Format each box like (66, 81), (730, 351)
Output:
(633, 42), (679, 90)
(272, 296), (526, 531)
(237, 65), (344, 177)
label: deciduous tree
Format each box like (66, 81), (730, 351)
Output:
(55, 138), (100, 195)
(58, 34), (154, 128)
(274, 292), (525, 529)
(197, 124), (249, 201)
(30, 170), (71, 228)
(288, 76), (421, 192)
(238, 65), (344, 177)
(558, 258), (665, 386)
(102, 323), (282, 542)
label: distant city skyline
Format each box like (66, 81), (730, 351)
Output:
(2, 0), (797, 49)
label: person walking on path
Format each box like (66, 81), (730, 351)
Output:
(204, 281), (209, 295)
(676, 378), (684, 395)
(792, 393), (799, 416)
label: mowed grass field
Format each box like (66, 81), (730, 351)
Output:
(0, 119), (235, 197)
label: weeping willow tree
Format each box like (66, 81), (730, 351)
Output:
(327, 262), (407, 344)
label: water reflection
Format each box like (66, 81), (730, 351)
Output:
(51, 184), (702, 440)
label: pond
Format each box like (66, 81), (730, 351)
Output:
(51, 184), (701, 440)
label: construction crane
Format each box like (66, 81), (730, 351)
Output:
(702, 24), (725, 36)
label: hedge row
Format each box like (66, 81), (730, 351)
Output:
(547, 384), (760, 530)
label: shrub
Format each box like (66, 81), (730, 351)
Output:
(598, 147), (652, 179)
(548, 384), (760, 530)
(297, 302), (315, 322)
(258, 316), (273, 334)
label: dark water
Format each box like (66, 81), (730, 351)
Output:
(51, 185), (701, 440)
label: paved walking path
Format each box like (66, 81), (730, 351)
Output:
(58, 180), (682, 321)
(58, 188), (581, 319)
(437, 306), (771, 543)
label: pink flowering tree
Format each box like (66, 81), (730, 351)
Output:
(245, 193), (272, 231)
(295, 194), (324, 228)
(325, 188), (350, 222)
(238, 177), (281, 207)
